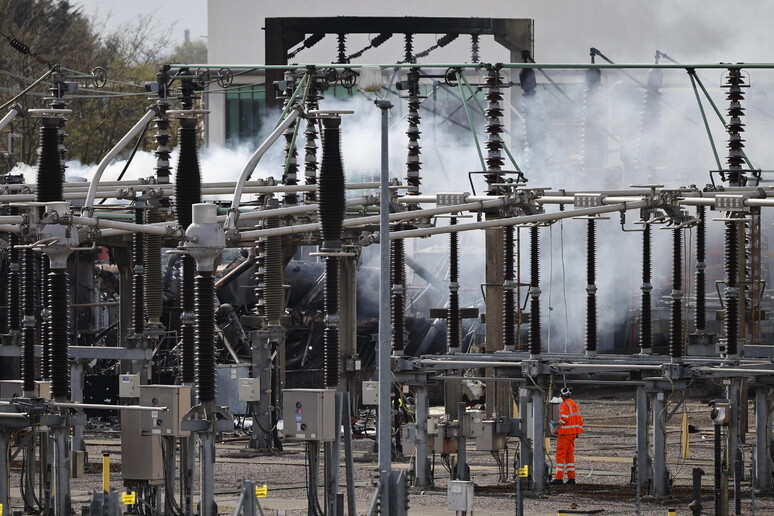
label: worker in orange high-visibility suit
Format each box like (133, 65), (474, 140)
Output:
(550, 387), (583, 485)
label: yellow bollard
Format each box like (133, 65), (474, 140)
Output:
(558, 511), (566, 516)
(667, 508), (676, 516)
(102, 452), (110, 492)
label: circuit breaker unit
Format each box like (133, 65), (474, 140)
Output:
(139, 385), (191, 437)
(283, 389), (335, 441)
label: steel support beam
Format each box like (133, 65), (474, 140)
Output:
(652, 392), (668, 496)
(635, 385), (650, 489)
(414, 384), (431, 488)
(531, 388), (546, 491)
(755, 386), (772, 489)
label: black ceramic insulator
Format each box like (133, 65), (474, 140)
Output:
(181, 254), (196, 384)
(154, 115), (172, 183)
(144, 208), (164, 323)
(36, 121), (64, 204)
(304, 84), (320, 203)
(696, 206), (707, 331)
(318, 117), (346, 248)
(282, 97), (299, 206)
(40, 256), (49, 379)
(405, 68), (422, 195)
(586, 219), (597, 353)
(391, 238), (406, 353)
(337, 33), (347, 64)
(7, 233), (20, 332)
(21, 248), (35, 393)
(724, 222), (739, 355)
(132, 208), (145, 334)
(484, 68), (505, 193)
(175, 119), (202, 229)
(194, 272), (216, 402)
(265, 219), (284, 326)
(725, 69), (746, 183)
(48, 270), (70, 400)
(471, 34), (480, 63)
(324, 258), (340, 388)
(529, 226), (541, 355)
(670, 229), (683, 359)
(448, 219), (460, 351)
(404, 33), (414, 64)
(503, 225), (515, 350)
(640, 224), (652, 349)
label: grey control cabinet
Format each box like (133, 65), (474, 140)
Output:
(283, 389), (335, 442)
(139, 385), (191, 437)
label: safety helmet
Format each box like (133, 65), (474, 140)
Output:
(560, 387), (572, 397)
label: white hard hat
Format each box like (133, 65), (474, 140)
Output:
(560, 387), (572, 397)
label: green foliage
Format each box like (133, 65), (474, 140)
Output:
(0, 0), (196, 169)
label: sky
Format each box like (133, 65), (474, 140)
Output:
(72, 0), (207, 45)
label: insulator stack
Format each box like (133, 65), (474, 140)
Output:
(669, 229), (683, 359)
(724, 68), (746, 185)
(144, 207), (164, 323)
(48, 269), (70, 400)
(40, 256), (50, 379)
(180, 255), (196, 384)
(448, 218), (461, 351)
(7, 232), (20, 332)
(36, 119), (64, 204)
(194, 272), (216, 402)
(323, 258), (340, 388)
(635, 68), (662, 176)
(404, 34), (414, 64)
(282, 72), (300, 206)
(153, 110), (172, 184)
(264, 218), (284, 326)
(484, 68), (505, 195)
(176, 117), (201, 383)
(695, 206), (707, 332)
(319, 117), (346, 247)
(405, 68), (422, 196)
(254, 236), (267, 318)
(640, 224), (652, 350)
(176, 118), (203, 228)
(21, 248), (36, 393)
(586, 219), (598, 355)
(391, 238), (406, 354)
(304, 79), (321, 203)
(318, 114), (346, 386)
(132, 208), (145, 334)
(582, 68), (606, 171)
(503, 225), (516, 351)
(471, 35), (480, 63)
(724, 222), (739, 356)
(529, 225), (541, 356)
(337, 34), (347, 64)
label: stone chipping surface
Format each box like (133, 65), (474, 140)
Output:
(7, 388), (774, 515)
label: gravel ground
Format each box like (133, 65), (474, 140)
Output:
(8, 389), (774, 515)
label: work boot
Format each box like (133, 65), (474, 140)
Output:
(551, 478), (564, 485)
(566, 478), (576, 485)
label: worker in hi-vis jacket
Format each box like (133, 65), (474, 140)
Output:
(550, 387), (584, 485)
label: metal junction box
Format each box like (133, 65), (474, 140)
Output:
(476, 420), (507, 451)
(362, 380), (379, 406)
(447, 480), (474, 512)
(118, 374), (140, 398)
(0, 380), (23, 398)
(238, 377), (261, 402)
(139, 385), (191, 437)
(283, 389), (335, 441)
(463, 410), (485, 438)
